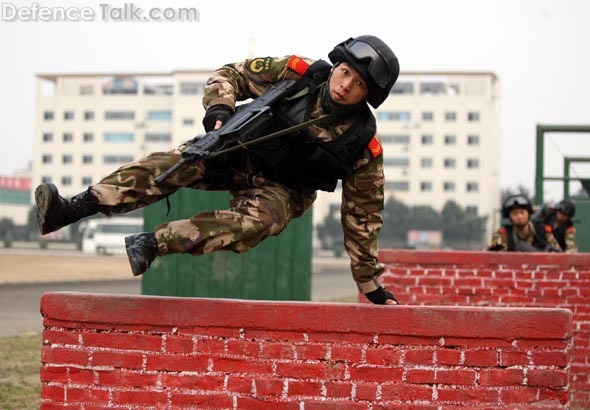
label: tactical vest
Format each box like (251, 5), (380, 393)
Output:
(551, 220), (572, 251)
(505, 222), (548, 251)
(205, 60), (377, 193)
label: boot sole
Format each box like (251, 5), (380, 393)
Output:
(35, 184), (58, 235)
(125, 235), (144, 277)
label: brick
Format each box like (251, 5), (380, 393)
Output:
(527, 369), (568, 388)
(435, 369), (476, 385)
(499, 351), (530, 366)
(111, 390), (168, 405)
(404, 349), (434, 365)
(530, 351), (568, 367)
(436, 349), (463, 365)
(41, 385), (65, 402)
(538, 389), (570, 405)
(165, 335), (194, 353)
(214, 357), (273, 375)
(330, 345), (362, 363)
(68, 368), (95, 385)
(255, 377), (284, 397)
(170, 392), (234, 407)
(436, 387), (499, 404)
(295, 344), (328, 361)
(41, 346), (89, 367)
(324, 381), (352, 398)
(196, 338), (226, 355)
(227, 339), (260, 357)
(40, 366), (69, 383)
(92, 351), (144, 370)
(479, 369), (524, 387)
(381, 384), (432, 401)
(354, 382), (378, 401)
(82, 332), (162, 351)
(160, 373), (224, 390)
(464, 350), (498, 367)
(262, 342), (296, 360)
(501, 387), (538, 404)
(227, 376), (253, 394)
(237, 397), (300, 410)
(42, 330), (80, 346)
(405, 369), (435, 384)
(67, 387), (109, 403)
(287, 380), (322, 397)
(349, 365), (402, 382)
(305, 401), (369, 410)
(365, 347), (402, 366)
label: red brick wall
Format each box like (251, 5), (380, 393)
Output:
(375, 250), (590, 409)
(41, 292), (572, 409)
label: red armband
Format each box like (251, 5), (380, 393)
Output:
(368, 135), (383, 158)
(287, 55), (310, 76)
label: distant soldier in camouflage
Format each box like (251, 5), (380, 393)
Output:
(545, 200), (578, 253)
(487, 194), (562, 252)
(34, 35), (401, 305)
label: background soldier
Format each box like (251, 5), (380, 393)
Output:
(487, 194), (562, 252)
(549, 200), (578, 253)
(34, 35), (401, 305)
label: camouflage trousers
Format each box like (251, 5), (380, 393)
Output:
(90, 142), (315, 257)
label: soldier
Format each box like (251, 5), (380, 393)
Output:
(487, 194), (562, 252)
(549, 200), (578, 253)
(34, 35), (400, 305)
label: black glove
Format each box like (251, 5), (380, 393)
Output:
(202, 104), (234, 132)
(365, 286), (399, 305)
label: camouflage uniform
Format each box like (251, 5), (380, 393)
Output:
(90, 55), (385, 293)
(552, 222), (578, 253)
(486, 221), (562, 252)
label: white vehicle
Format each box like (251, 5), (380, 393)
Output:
(80, 217), (143, 255)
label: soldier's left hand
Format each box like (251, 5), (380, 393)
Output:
(365, 287), (399, 305)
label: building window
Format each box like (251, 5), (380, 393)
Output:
(443, 181), (455, 192)
(63, 133), (73, 143)
(380, 134), (410, 144)
(103, 76), (138, 95)
(385, 181), (410, 191)
(63, 111), (74, 121)
(41, 176), (51, 183)
(43, 111), (54, 121)
(422, 112), (433, 121)
(420, 82), (445, 95)
(83, 133), (94, 142)
(180, 82), (206, 95)
(147, 111), (172, 121)
(183, 118), (194, 126)
(421, 134), (433, 145)
(445, 112), (456, 122)
(391, 82), (414, 94)
(145, 133), (172, 142)
(444, 134), (456, 145)
(104, 133), (134, 143)
(42, 133), (53, 142)
(62, 176), (72, 186)
(444, 158), (456, 168)
(420, 181), (432, 192)
(420, 158), (433, 168)
(62, 155), (73, 164)
(80, 85), (94, 95)
(466, 205), (478, 215)
(82, 155), (93, 164)
(466, 182), (479, 192)
(82, 177), (93, 185)
(467, 158), (480, 169)
(384, 157), (410, 167)
(84, 111), (94, 120)
(105, 111), (135, 120)
(104, 155), (134, 164)
(467, 135), (480, 145)
(376, 111), (411, 121)
(468, 112), (480, 122)
(42, 154), (52, 164)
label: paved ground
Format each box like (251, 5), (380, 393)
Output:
(0, 249), (356, 338)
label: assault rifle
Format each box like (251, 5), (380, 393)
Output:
(154, 80), (331, 185)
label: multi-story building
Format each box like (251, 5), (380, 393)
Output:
(33, 70), (500, 243)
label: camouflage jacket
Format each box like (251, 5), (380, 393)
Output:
(552, 222), (578, 253)
(486, 221), (562, 252)
(203, 55), (385, 293)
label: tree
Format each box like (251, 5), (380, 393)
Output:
(0, 218), (15, 240)
(380, 196), (411, 246)
(440, 200), (487, 248)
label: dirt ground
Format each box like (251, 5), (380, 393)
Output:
(0, 251), (132, 284)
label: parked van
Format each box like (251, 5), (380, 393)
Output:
(80, 217), (143, 255)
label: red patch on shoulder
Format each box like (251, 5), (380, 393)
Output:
(545, 225), (553, 233)
(287, 55), (310, 76)
(368, 136), (383, 158)
(498, 227), (507, 234)
(567, 226), (575, 233)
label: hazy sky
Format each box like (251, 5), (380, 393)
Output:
(1, 0), (589, 201)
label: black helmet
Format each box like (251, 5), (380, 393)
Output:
(502, 194), (534, 218)
(328, 35), (400, 108)
(556, 200), (576, 217)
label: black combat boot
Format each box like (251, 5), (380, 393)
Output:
(35, 183), (99, 235)
(125, 232), (158, 276)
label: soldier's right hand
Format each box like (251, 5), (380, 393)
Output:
(203, 104), (234, 132)
(365, 287), (399, 305)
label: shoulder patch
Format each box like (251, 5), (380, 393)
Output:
(544, 225), (553, 233)
(498, 227), (507, 234)
(287, 55), (310, 76)
(367, 135), (383, 158)
(567, 226), (575, 233)
(247, 57), (272, 74)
